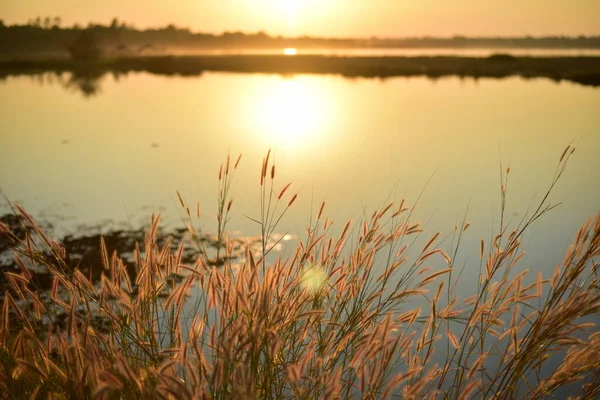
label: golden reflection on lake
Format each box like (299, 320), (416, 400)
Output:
(248, 77), (335, 152)
(0, 73), (599, 274)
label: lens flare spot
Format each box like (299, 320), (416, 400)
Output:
(300, 264), (328, 292)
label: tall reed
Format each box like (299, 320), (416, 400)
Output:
(0, 146), (598, 399)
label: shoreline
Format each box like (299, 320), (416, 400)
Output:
(1, 54), (600, 87)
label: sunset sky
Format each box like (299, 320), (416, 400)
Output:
(2, 0), (599, 37)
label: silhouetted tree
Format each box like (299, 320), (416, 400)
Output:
(44, 17), (52, 29)
(53, 17), (62, 29)
(119, 21), (133, 30)
(110, 18), (119, 30)
(67, 30), (101, 61)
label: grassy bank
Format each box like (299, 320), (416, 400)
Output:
(0, 147), (599, 399)
(1, 54), (600, 87)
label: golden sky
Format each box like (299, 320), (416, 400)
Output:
(1, 0), (599, 37)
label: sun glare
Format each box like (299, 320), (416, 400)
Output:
(300, 264), (328, 293)
(283, 48), (298, 55)
(281, 0), (301, 17)
(248, 0), (340, 36)
(249, 77), (335, 152)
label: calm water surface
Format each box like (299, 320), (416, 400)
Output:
(171, 47), (600, 57)
(1, 72), (599, 279)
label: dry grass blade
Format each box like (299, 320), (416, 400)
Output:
(0, 147), (597, 400)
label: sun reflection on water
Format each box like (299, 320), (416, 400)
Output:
(250, 77), (334, 152)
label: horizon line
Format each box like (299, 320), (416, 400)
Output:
(2, 18), (600, 40)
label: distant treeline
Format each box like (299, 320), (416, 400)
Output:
(1, 17), (600, 57)
(2, 55), (600, 98)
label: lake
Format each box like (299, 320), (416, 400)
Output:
(169, 47), (600, 57)
(1, 71), (599, 281)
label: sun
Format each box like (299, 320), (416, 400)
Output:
(281, 0), (302, 17)
(243, 0), (342, 36)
